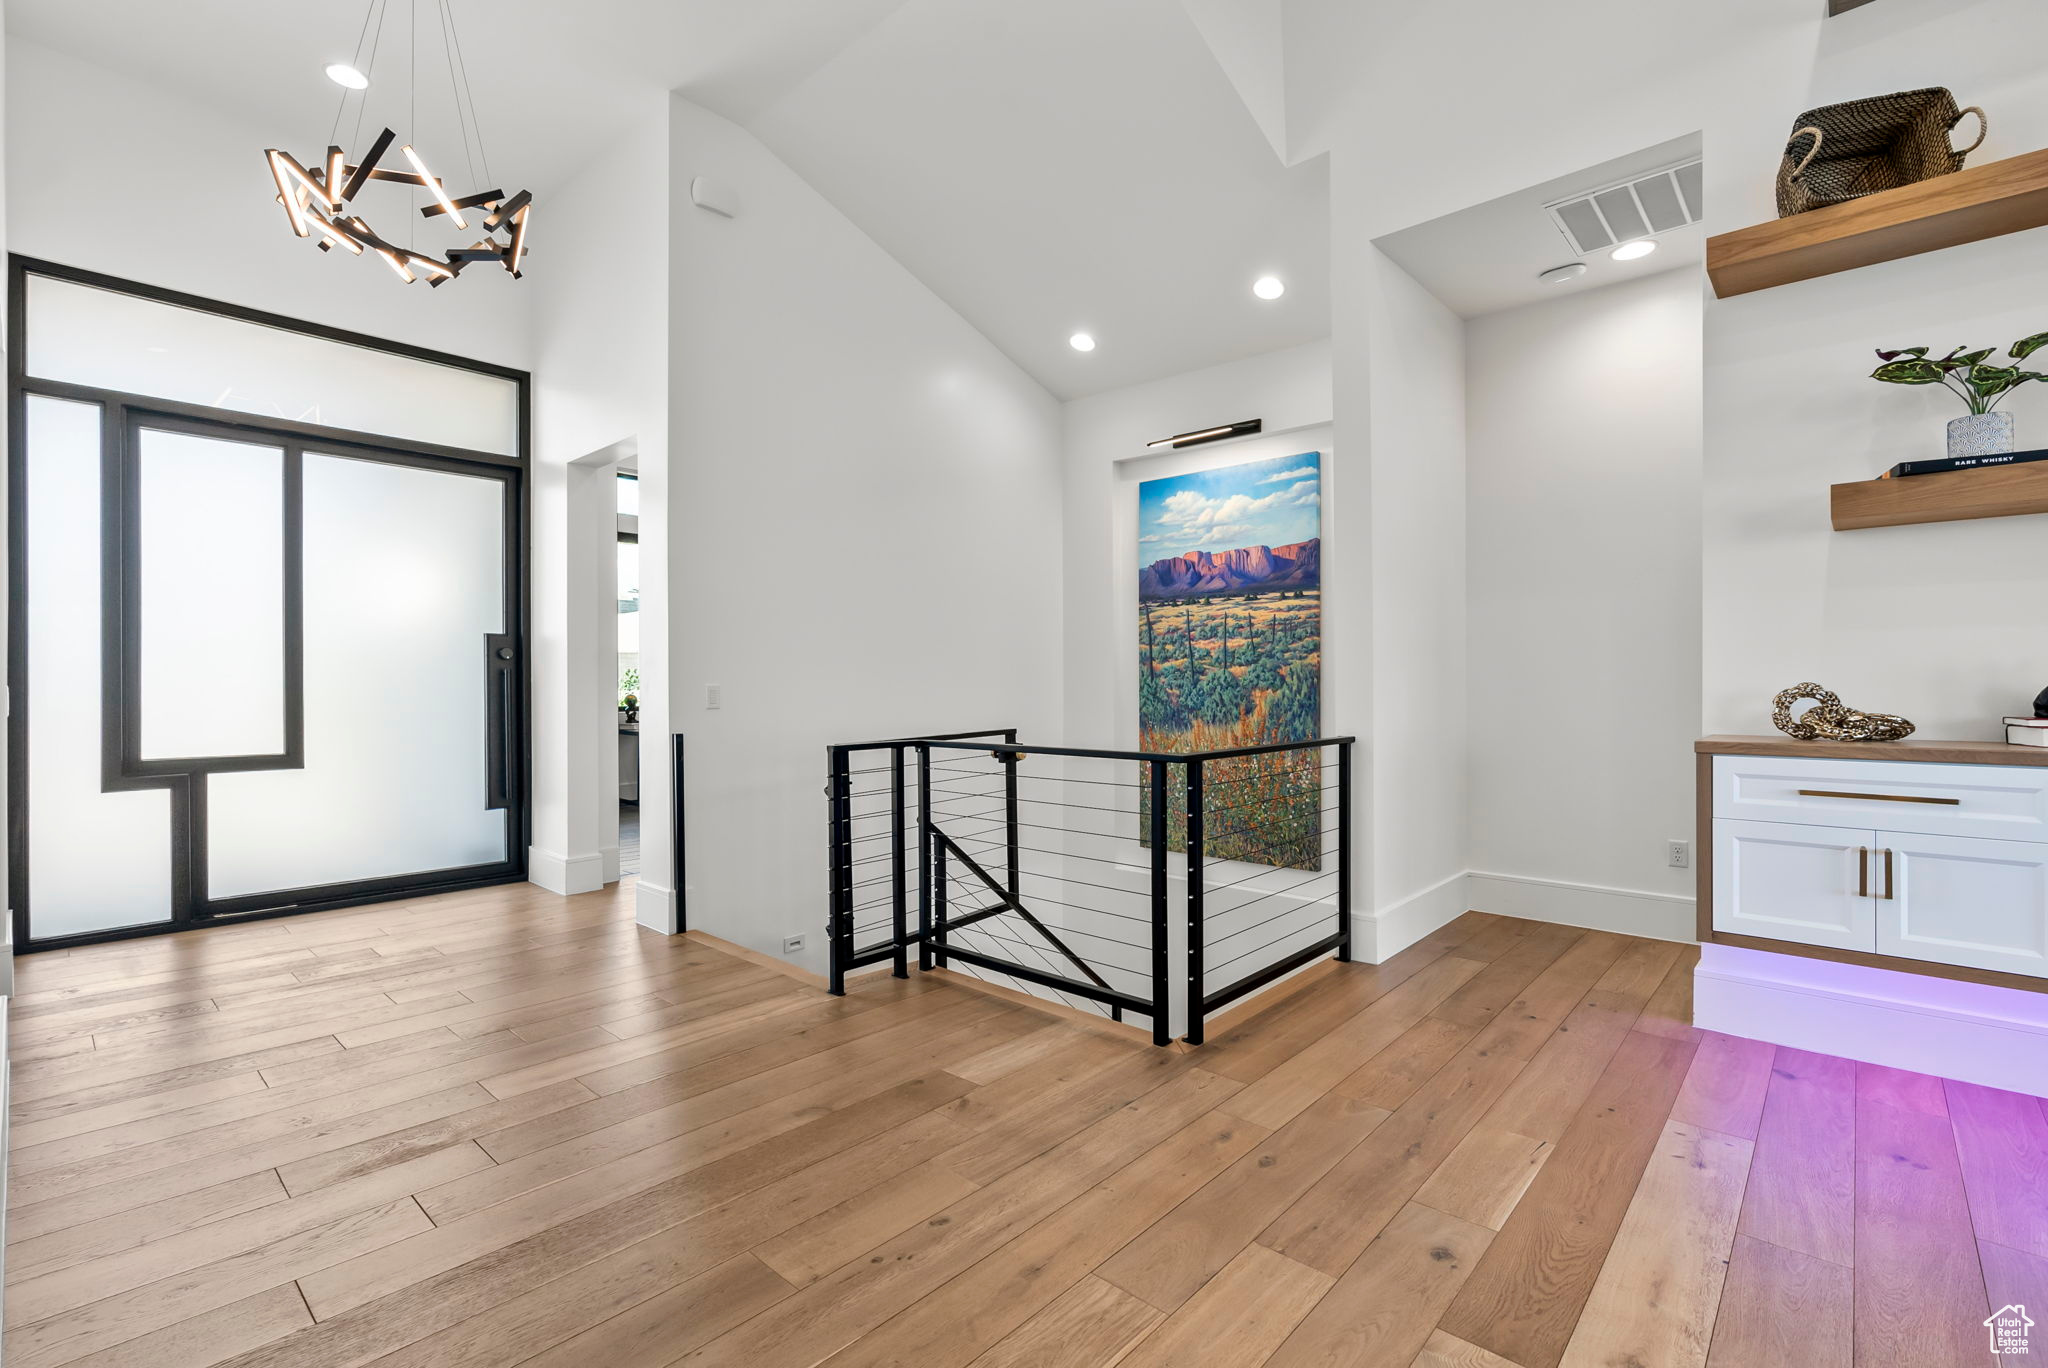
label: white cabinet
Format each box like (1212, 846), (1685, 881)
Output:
(1714, 819), (1876, 951)
(1710, 753), (2048, 983)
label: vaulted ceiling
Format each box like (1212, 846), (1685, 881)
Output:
(8, 0), (1329, 398)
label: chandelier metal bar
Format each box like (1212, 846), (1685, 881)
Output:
(338, 126), (396, 203)
(420, 188), (503, 219)
(482, 189), (529, 233)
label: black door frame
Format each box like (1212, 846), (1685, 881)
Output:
(7, 255), (533, 952)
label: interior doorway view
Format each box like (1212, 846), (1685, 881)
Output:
(8, 259), (529, 951)
(618, 470), (640, 876)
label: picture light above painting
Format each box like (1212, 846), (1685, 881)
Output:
(1145, 418), (1264, 451)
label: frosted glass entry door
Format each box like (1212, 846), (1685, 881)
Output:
(208, 455), (509, 898)
(15, 264), (526, 949)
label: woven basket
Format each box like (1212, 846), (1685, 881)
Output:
(1776, 87), (1985, 217)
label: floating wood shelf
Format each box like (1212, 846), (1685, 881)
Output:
(1708, 147), (2048, 297)
(1831, 460), (2048, 530)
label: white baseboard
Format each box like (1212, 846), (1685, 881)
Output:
(1358, 870), (1470, 962)
(1695, 943), (2048, 1097)
(1467, 870), (1694, 943)
(600, 845), (621, 885)
(635, 880), (679, 934)
(528, 846), (607, 897)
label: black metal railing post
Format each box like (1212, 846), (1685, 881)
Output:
(1185, 756), (1206, 1046)
(670, 734), (688, 933)
(1336, 739), (1354, 963)
(1002, 728), (1022, 905)
(1149, 759), (1170, 1046)
(931, 834), (949, 969)
(917, 743), (934, 972)
(890, 745), (909, 978)
(826, 745), (852, 995)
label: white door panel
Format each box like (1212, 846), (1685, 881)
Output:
(1713, 818), (1877, 951)
(1877, 831), (2048, 980)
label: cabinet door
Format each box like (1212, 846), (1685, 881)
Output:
(1713, 819), (1877, 951)
(1876, 831), (2048, 980)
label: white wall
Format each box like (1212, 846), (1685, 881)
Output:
(1466, 268), (1701, 940)
(527, 102), (671, 915)
(667, 96), (1065, 973)
(5, 39), (527, 368)
(1355, 244), (1469, 950)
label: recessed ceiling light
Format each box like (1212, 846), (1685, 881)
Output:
(1611, 239), (1657, 261)
(1069, 332), (1096, 352)
(1252, 275), (1285, 300)
(1538, 263), (1589, 285)
(325, 63), (370, 90)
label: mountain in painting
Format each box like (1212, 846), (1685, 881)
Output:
(1139, 538), (1319, 601)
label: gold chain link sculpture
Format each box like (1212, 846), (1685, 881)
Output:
(1771, 683), (1916, 742)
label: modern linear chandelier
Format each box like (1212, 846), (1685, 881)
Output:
(265, 0), (531, 287)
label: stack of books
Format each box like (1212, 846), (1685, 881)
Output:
(1880, 448), (2048, 479)
(2006, 716), (2048, 748)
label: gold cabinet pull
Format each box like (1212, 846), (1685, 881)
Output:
(1796, 789), (1960, 806)
(1856, 846), (1869, 898)
(1882, 847), (1895, 900)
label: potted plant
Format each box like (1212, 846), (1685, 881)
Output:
(1871, 333), (2048, 458)
(619, 668), (640, 725)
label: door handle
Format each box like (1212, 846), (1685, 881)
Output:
(485, 633), (515, 811)
(1856, 846), (1869, 898)
(1881, 847), (1895, 900)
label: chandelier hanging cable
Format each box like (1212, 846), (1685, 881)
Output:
(265, 0), (531, 287)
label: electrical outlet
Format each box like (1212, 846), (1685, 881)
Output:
(1667, 839), (1691, 870)
(706, 683), (723, 710)
(783, 935), (804, 955)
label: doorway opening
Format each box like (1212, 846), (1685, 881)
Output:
(617, 468), (640, 876)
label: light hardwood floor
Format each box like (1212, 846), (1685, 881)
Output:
(5, 881), (2043, 1368)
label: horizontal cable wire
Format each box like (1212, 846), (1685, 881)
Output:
(929, 767), (1141, 789)
(1208, 919), (1331, 973)
(947, 922), (1093, 1014)
(1203, 894), (1330, 949)
(1197, 843), (1340, 894)
(937, 872), (1139, 976)
(1203, 868), (1341, 932)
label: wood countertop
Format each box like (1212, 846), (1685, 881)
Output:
(1697, 733), (2048, 767)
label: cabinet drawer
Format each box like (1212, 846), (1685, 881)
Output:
(1713, 755), (2048, 843)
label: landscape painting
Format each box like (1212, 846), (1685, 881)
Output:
(1138, 452), (1321, 869)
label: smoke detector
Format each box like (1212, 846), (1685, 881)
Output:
(1544, 159), (1702, 257)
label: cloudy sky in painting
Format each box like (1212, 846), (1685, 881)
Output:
(1137, 451), (1321, 560)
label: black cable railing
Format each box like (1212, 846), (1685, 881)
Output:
(824, 729), (1355, 1046)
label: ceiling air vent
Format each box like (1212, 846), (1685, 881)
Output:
(1544, 160), (1703, 257)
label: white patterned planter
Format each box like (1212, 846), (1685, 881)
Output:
(1948, 411), (2015, 459)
